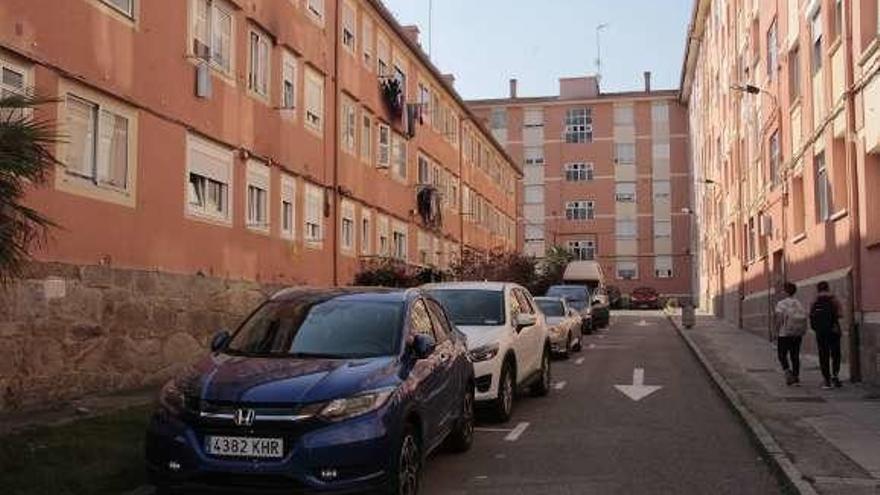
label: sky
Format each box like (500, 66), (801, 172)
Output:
(380, 0), (694, 100)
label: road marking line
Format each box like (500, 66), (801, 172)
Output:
(588, 343), (597, 349)
(474, 427), (513, 433)
(504, 422), (529, 441)
(575, 357), (585, 365)
(554, 381), (567, 390)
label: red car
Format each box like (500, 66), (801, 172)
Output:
(630, 287), (660, 310)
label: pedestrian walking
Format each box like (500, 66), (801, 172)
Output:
(810, 281), (844, 389)
(774, 282), (808, 386)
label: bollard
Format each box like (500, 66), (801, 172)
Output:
(682, 299), (695, 329)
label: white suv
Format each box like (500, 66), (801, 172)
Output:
(425, 282), (552, 421)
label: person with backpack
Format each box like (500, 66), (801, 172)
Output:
(774, 282), (808, 386)
(810, 281), (844, 389)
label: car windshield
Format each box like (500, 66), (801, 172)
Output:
(225, 298), (404, 359)
(536, 299), (565, 317)
(428, 289), (505, 326)
(546, 286), (589, 304)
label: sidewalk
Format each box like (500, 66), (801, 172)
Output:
(672, 313), (880, 495)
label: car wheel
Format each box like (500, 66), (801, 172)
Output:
(446, 386), (475, 453)
(573, 332), (582, 352)
(530, 348), (551, 397)
(389, 425), (421, 495)
(491, 363), (515, 423)
(560, 332), (571, 359)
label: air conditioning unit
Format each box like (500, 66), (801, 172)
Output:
(196, 62), (212, 99)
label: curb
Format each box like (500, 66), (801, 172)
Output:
(666, 313), (819, 495)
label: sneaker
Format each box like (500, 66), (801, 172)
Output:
(832, 377), (843, 388)
(784, 370), (796, 386)
(822, 381), (833, 390)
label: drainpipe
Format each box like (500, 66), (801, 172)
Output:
(331, 0), (341, 285)
(842, 0), (862, 382)
(459, 118), (466, 266)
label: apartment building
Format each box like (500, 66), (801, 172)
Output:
(469, 76), (693, 300)
(0, 0), (517, 410)
(681, 0), (880, 384)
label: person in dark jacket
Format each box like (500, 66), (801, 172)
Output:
(810, 281), (843, 389)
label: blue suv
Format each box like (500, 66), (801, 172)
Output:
(146, 287), (475, 494)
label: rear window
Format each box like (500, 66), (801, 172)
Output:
(428, 289), (505, 326)
(535, 299), (565, 317)
(546, 286), (588, 302)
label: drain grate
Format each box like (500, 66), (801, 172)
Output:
(782, 396), (827, 403)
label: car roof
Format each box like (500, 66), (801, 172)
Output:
(422, 281), (513, 292)
(270, 286), (416, 304)
(534, 296), (564, 302)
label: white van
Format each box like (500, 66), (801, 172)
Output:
(561, 261), (610, 328)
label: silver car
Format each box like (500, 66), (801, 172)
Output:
(534, 297), (583, 358)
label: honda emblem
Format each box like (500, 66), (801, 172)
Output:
(233, 408), (256, 427)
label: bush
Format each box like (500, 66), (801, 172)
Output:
(353, 257), (447, 288)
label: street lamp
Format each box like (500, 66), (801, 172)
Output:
(681, 207), (696, 328)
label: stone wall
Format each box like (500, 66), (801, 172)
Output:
(0, 262), (285, 412)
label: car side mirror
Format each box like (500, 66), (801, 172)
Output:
(592, 298), (602, 306)
(412, 334), (437, 360)
(514, 313), (537, 330)
(211, 330), (230, 352)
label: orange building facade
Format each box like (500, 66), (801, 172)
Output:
(682, 0), (880, 384)
(0, 0), (518, 286)
(469, 76), (693, 300)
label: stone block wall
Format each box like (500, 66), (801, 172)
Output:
(0, 262), (286, 412)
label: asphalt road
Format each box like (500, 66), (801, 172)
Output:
(420, 311), (785, 495)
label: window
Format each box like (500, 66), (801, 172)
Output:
(377, 215), (389, 255)
(614, 105), (634, 125)
(490, 108), (507, 129)
(341, 96), (356, 153)
(304, 183), (324, 244)
(789, 45), (801, 102)
(361, 112), (372, 163)
(341, 2), (356, 52)
(418, 155), (431, 185)
(565, 200), (594, 220)
(307, 0), (324, 23)
(248, 28), (270, 98)
(246, 160), (270, 232)
(810, 9), (823, 76)
(564, 108), (592, 143)
(565, 162), (594, 182)
(102, 0), (134, 17)
(616, 260), (638, 280)
(418, 84), (431, 126)
(377, 123), (390, 167)
(769, 131), (780, 186)
(653, 180), (670, 199)
(524, 108), (544, 128)
(305, 67), (324, 132)
(615, 143), (636, 165)
(64, 93), (131, 192)
(792, 174), (806, 234)
(281, 51), (297, 112)
(0, 59), (27, 120)
(186, 134), (232, 223)
(377, 33), (389, 77)
(654, 256), (673, 278)
(832, 0), (842, 40)
(615, 182), (636, 203)
(654, 219), (672, 237)
(362, 18), (373, 69)
(192, 0), (233, 74)
(766, 18), (778, 80)
(815, 151), (830, 221)
(280, 175), (296, 240)
(616, 219), (637, 238)
(361, 210), (372, 255)
(524, 185), (544, 204)
(393, 226), (407, 260)
(747, 218), (756, 260)
(392, 132), (407, 179)
(567, 240), (596, 261)
(524, 147), (544, 166)
(341, 202), (354, 251)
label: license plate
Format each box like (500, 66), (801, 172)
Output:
(206, 436), (284, 458)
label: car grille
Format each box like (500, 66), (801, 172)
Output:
(475, 375), (492, 393)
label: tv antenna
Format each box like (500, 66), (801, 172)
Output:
(596, 23), (609, 81)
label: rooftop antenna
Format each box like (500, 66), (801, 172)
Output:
(595, 23), (609, 82)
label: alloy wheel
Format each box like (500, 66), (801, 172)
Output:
(502, 370), (514, 416)
(462, 392), (474, 444)
(541, 352), (551, 389)
(398, 434), (420, 495)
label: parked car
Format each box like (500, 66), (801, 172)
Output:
(546, 285), (607, 331)
(534, 297), (583, 358)
(631, 287), (661, 310)
(424, 282), (552, 422)
(561, 261), (612, 328)
(145, 287), (475, 495)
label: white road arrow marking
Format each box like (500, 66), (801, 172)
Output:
(575, 357), (585, 365)
(614, 368), (662, 402)
(554, 381), (567, 390)
(636, 319), (654, 327)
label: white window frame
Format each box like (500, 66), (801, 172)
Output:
(564, 107), (592, 143)
(392, 223), (408, 261)
(247, 27), (271, 99)
(615, 143), (636, 165)
(615, 182), (637, 203)
(307, 0), (325, 25)
(653, 180), (671, 199)
(418, 154), (432, 185)
(392, 132), (407, 180)
(101, 0), (135, 18)
(616, 260), (639, 280)
(280, 174), (296, 240)
(191, 0), (235, 76)
(341, 95), (356, 153)
(340, 200), (355, 252)
(567, 240), (596, 261)
(654, 219), (672, 238)
(304, 182), (324, 246)
(377, 215), (390, 256)
(361, 111), (373, 164)
(185, 133), (232, 224)
(654, 255), (673, 279)
(565, 200), (595, 220)
(377, 122), (391, 168)
(361, 209), (372, 255)
(280, 50), (297, 115)
(246, 159), (270, 233)
(362, 17), (374, 70)
(616, 219), (637, 239)
(341, 1), (356, 54)
(564, 162), (594, 182)
(304, 67), (324, 134)
(59, 82), (138, 207)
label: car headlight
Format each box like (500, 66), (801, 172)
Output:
(469, 343), (500, 363)
(304, 388), (396, 422)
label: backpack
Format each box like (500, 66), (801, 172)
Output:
(784, 303), (808, 336)
(810, 296), (838, 334)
